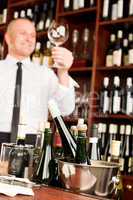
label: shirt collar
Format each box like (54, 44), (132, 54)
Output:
(5, 54), (31, 67)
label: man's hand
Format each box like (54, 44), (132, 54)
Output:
(51, 47), (74, 71)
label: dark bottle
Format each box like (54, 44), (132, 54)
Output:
(88, 124), (101, 161)
(106, 33), (116, 67)
(110, 76), (122, 114)
(104, 123), (118, 161)
(64, 0), (73, 11)
(36, 2), (48, 32)
(45, 0), (56, 30)
(98, 123), (107, 160)
(32, 5), (40, 28)
(80, 27), (92, 65)
(128, 32), (133, 65)
(48, 99), (77, 159)
(113, 30), (123, 67)
(102, 0), (111, 20)
(75, 123), (90, 164)
(53, 128), (64, 158)
(8, 123), (30, 178)
(71, 29), (79, 60)
(122, 38), (129, 66)
(35, 122), (52, 184)
(99, 77), (110, 114)
(119, 125), (132, 175)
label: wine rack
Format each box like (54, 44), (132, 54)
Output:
(0, 0), (132, 199)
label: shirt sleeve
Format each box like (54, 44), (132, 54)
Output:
(47, 68), (76, 116)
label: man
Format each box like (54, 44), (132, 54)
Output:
(0, 18), (75, 144)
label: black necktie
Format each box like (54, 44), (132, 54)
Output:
(10, 62), (22, 143)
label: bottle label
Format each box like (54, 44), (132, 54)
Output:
(103, 0), (109, 18)
(126, 93), (133, 114)
(103, 92), (109, 113)
(111, 3), (118, 20)
(113, 49), (122, 66)
(106, 55), (113, 67)
(37, 21), (44, 31)
(129, 49), (133, 64)
(78, 0), (84, 8)
(128, 157), (132, 173)
(129, 0), (133, 15)
(113, 93), (121, 113)
(45, 18), (51, 30)
(119, 158), (124, 171)
(111, 140), (121, 156)
(123, 54), (129, 66)
(117, 0), (123, 18)
(64, 0), (70, 9)
(73, 0), (79, 10)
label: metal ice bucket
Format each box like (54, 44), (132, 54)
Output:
(58, 159), (120, 197)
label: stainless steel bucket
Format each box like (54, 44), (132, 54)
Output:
(58, 159), (120, 197)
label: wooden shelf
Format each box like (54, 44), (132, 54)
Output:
(99, 17), (133, 26)
(96, 65), (133, 71)
(58, 7), (97, 17)
(70, 66), (92, 73)
(94, 113), (133, 120)
(0, 24), (6, 33)
(9, 0), (40, 8)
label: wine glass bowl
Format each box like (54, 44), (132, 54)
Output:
(47, 20), (69, 47)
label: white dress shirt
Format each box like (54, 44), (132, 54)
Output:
(0, 55), (75, 133)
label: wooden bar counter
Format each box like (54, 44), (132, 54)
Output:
(0, 186), (110, 200)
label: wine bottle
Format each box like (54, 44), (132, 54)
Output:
(64, 0), (72, 11)
(48, 99), (77, 159)
(110, 140), (121, 163)
(119, 125), (132, 175)
(78, 0), (85, 9)
(110, 76), (122, 114)
(32, 5), (39, 27)
(35, 122), (52, 184)
(26, 8), (33, 20)
(117, 0), (124, 19)
(80, 27), (92, 65)
(113, 30), (123, 67)
(75, 123), (89, 164)
(104, 123), (118, 161)
(111, 0), (118, 20)
(99, 77), (110, 114)
(71, 29), (79, 60)
(122, 38), (129, 66)
(36, 2), (48, 32)
(125, 77), (133, 115)
(102, 0), (111, 20)
(128, 32), (133, 65)
(98, 123), (107, 160)
(88, 124), (101, 161)
(42, 41), (53, 67)
(89, 0), (95, 7)
(106, 33), (116, 67)
(32, 42), (42, 65)
(8, 123), (30, 178)
(73, 0), (79, 10)
(70, 125), (78, 140)
(129, 0), (133, 16)
(45, 0), (56, 30)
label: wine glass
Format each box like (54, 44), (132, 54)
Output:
(47, 20), (69, 68)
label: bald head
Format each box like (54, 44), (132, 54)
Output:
(5, 18), (36, 60)
(6, 18), (35, 36)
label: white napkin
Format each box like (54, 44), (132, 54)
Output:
(0, 176), (34, 197)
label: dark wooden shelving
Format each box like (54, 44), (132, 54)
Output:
(58, 7), (97, 17)
(96, 65), (133, 71)
(99, 17), (133, 26)
(94, 113), (133, 120)
(0, 24), (6, 33)
(70, 66), (92, 73)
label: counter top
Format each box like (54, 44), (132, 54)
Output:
(0, 186), (110, 200)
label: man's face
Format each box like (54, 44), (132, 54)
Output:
(6, 20), (36, 58)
